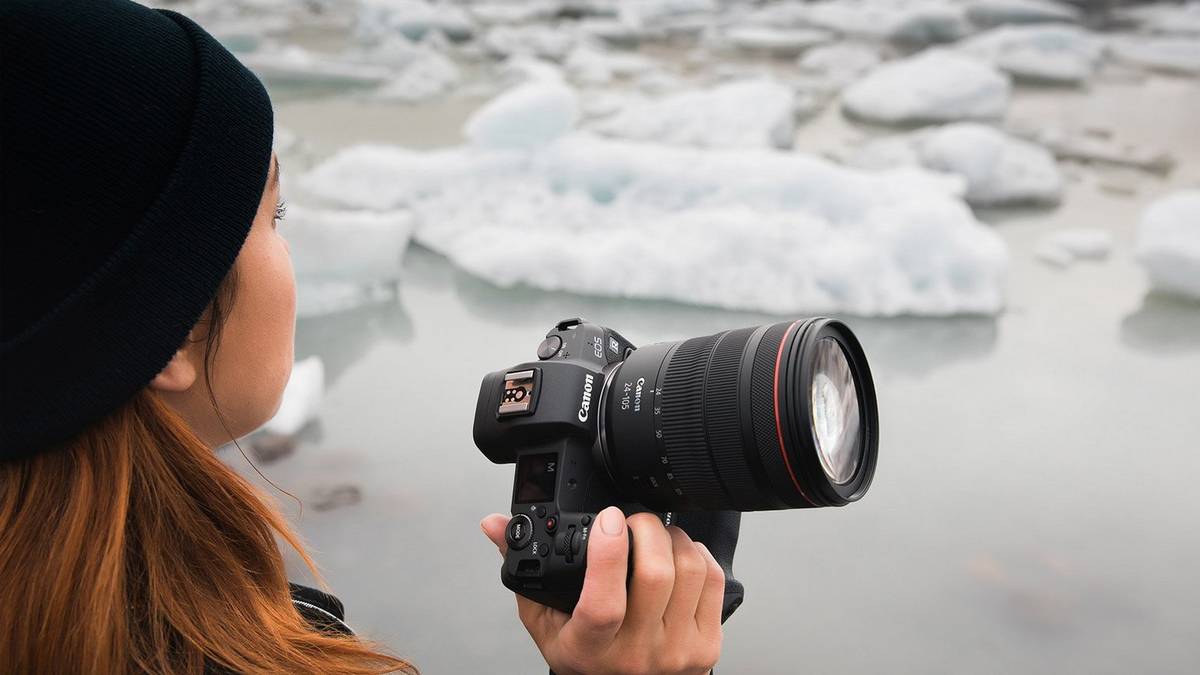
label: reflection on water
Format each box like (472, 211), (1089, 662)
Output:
(242, 246), (1200, 674)
(1121, 292), (1200, 354)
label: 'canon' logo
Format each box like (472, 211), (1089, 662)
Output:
(578, 374), (595, 422)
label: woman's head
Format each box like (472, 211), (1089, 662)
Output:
(151, 153), (298, 448)
(1, 0), (412, 671)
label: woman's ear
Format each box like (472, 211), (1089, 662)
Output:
(150, 343), (199, 393)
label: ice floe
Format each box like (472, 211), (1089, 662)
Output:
(300, 128), (1008, 317)
(262, 356), (325, 436)
(798, 42), (884, 86)
(1109, 36), (1200, 76)
(804, 0), (973, 46)
(1115, 2), (1200, 38)
(843, 50), (1011, 125)
(723, 26), (834, 56)
(482, 24), (579, 60)
(563, 44), (657, 84)
(240, 44), (393, 87)
(590, 79), (796, 149)
(284, 206), (414, 286)
(1136, 190), (1200, 300)
(464, 79), (580, 149)
(964, 0), (1081, 28)
(956, 25), (1102, 85)
(847, 123), (1062, 207)
(1034, 229), (1112, 268)
(356, 0), (474, 42)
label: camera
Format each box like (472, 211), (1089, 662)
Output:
(473, 317), (878, 614)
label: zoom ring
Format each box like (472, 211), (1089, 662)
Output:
(702, 327), (765, 511)
(659, 334), (726, 505)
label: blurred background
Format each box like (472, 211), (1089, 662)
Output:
(149, 0), (1198, 671)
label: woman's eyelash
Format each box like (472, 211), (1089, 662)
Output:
(274, 199), (288, 222)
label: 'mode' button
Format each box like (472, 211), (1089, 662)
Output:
(506, 514), (533, 550)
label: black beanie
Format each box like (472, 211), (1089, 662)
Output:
(1, 0), (274, 458)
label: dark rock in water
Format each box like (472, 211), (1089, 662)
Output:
(250, 433), (297, 464)
(312, 484), (362, 511)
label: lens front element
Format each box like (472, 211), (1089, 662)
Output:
(809, 337), (861, 485)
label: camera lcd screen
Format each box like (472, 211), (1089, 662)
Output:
(515, 453), (558, 504)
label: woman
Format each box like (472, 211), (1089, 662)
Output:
(0, 1), (726, 673)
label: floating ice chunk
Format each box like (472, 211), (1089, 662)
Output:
(482, 24), (578, 60)
(724, 27), (834, 56)
(618, 0), (718, 28)
(847, 123), (1061, 206)
(578, 18), (644, 46)
(284, 205), (414, 286)
(373, 50), (460, 101)
(964, 0), (1081, 27)
(357, 0), (474, 42)
(464, 80), (580, 149)
(1034, 229), (1112, 268)
(843, 50), (1010, 125)
(240, 44), (393, 87)
(590, 79), (796, 149)
(262, 357), (324, 436)
(468, 1), (561, 24)
(1109, 37), (1200, 76)
(805, 0), (972, 46)
(301, 134), (1008, 316)
(1136, 190), (1200, 300)
(957, 25), (1102, 84)
(798, 42), (883, 86)
(1115, 2), (1200, 38)
(563, 44), (656, 84)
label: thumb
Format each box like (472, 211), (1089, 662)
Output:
(561, 506), (628, 649)
(480, 513), (510, 557)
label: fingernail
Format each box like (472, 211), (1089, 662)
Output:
(599, 506), (624, 536)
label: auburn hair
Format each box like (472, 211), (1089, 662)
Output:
(0, 271), (416, 674)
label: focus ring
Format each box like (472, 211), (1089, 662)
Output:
(659, 334), (725, 505)
(702, 327), (764, 510)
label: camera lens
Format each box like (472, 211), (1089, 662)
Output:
(598, 319), (877, 512)
(810, 337), (860, 485)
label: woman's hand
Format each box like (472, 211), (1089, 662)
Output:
(481, 506), (724, 675)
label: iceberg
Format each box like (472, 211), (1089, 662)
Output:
(1135, 190), (1200, 300)
(463, 79), (580, 149)
(1109, 37), (1200, 76)
(964, 0), (1081, 27)
(590, 79), (796, 149)
(1034, 229), (1112, 268)
(283, 206), (414, 286)
(723, 27), (834, 56)
(356, 0), (474, 42)
(798, 42), (883, 87)
(957, 25), (1102, 84)
(846, 123), (1061, 207)
(262, 357), (324, 436)
(842, 50), (1011, 125)
(300, 137), (1008, 316)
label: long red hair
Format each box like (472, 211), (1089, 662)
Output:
(0, 273), (416, 673)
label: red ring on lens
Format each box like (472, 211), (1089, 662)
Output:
(773, 320), (815, 506)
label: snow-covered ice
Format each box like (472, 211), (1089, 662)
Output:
(1034, 229), (1112, 268)
(847, 123), (1062, 207)
(262, 356), (325, 436)
(723, 27), (834, 56)
(843, 50), (1011, 125)
(798, 42), (883, 86)
(957, 25), (1102, 84)
(803, 0), (973, 46)
(590, 79), (796, 149)
(463, 79), (579, 149)
(283, 206), (414, 285)
(1136, 190), (1200, 300)
(1109, 37), (1200, 76)
(300, 129), (1009, 316)
(964, 0), (1081, 27)
(356, 0), (474, 42)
